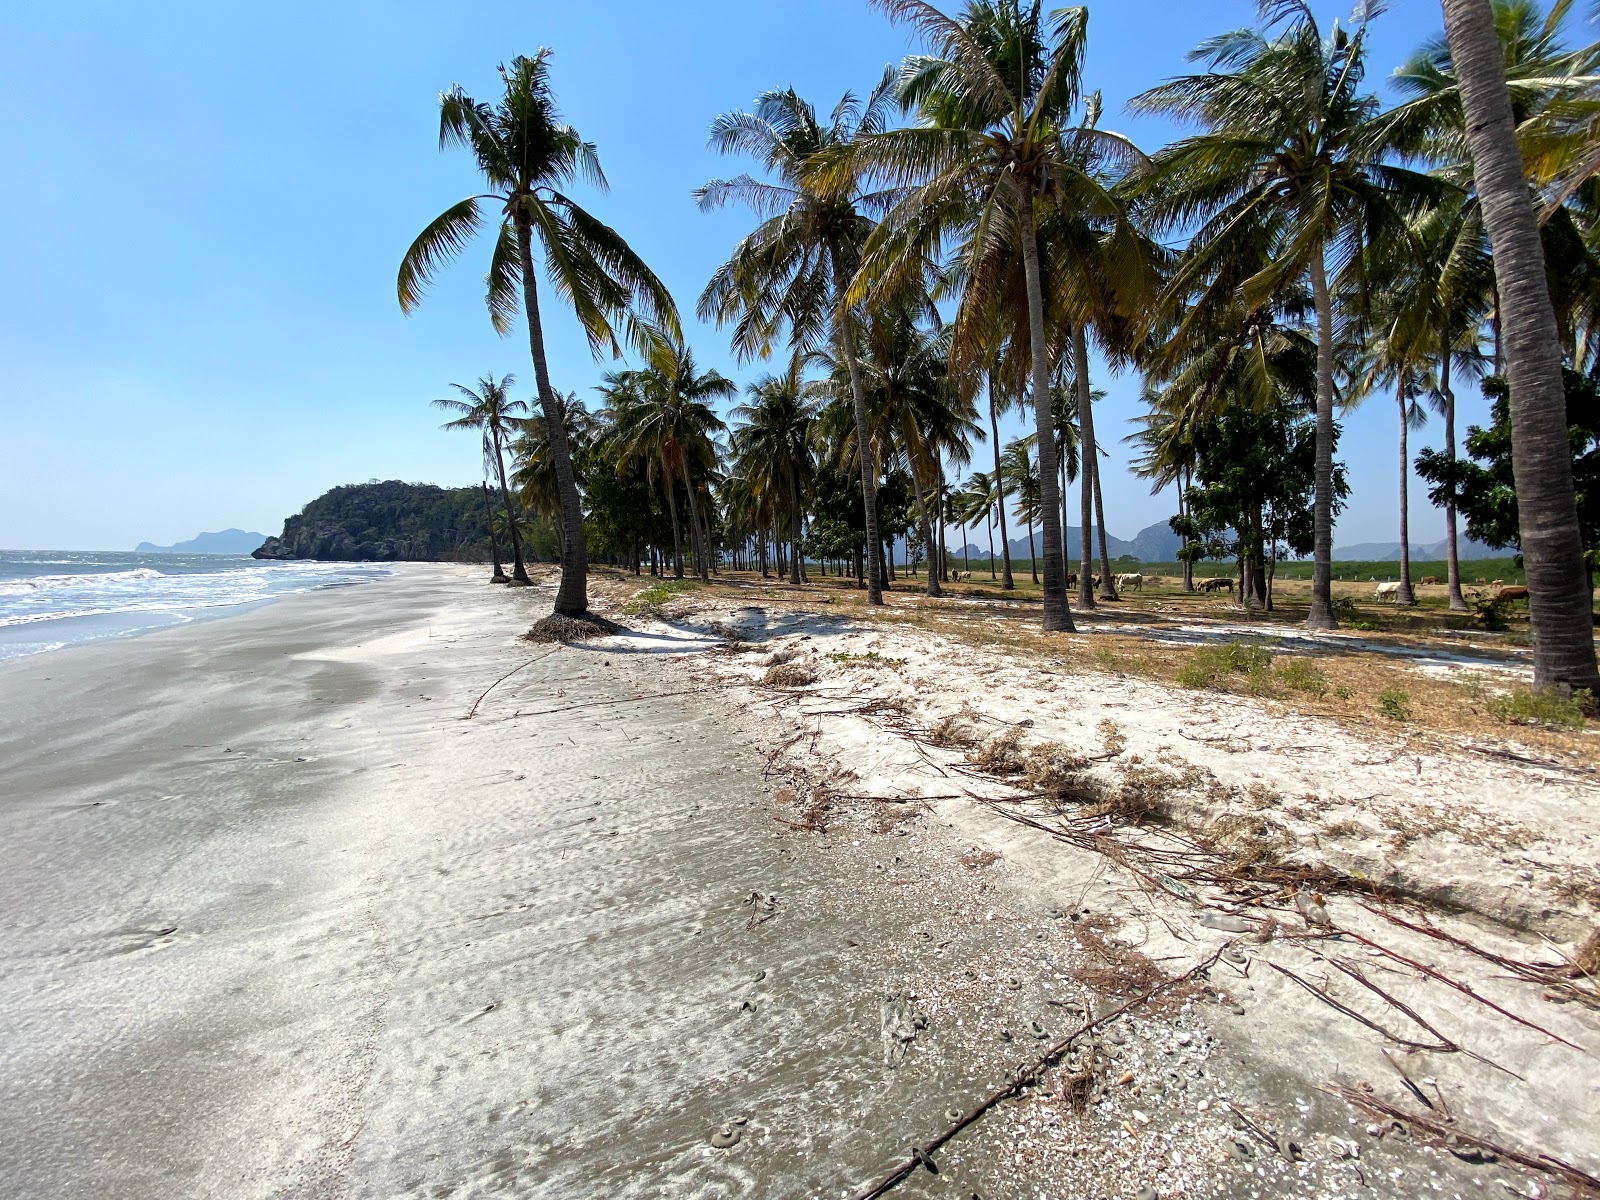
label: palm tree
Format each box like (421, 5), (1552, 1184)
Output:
(1001, 438), (1043, 582)
(731, 361), (818, 586)
(850, 1), (1155, 633)
(697, 75), (900, 605)
(1350, 346), (1432, 605)
(640, 334), (736, 580)
(956, 470), (1001, 577)
(435, 374), (532, 584)
(1131, 3), (1434, 629)
(1442, 0), (1600, 695)
(398, 51), (679, 616)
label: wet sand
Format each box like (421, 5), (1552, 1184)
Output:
(7, 564), (1588, 1200)
(0, 566), (1112, 1198)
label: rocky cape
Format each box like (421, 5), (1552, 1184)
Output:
(253, 480), (496, 562)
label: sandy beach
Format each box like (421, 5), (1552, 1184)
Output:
(3, 565), (1596, 1200)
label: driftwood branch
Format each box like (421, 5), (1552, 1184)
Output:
(850, 948), (1222, 1200)
(463, 647), (560, 719)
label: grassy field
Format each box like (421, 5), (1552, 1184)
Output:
(943, 556), (1526, 585)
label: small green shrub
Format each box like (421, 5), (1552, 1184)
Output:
(1469, 591), (1512, 632)
(1487, 687), (1589, 731)
(1176, 641), (1275, 695)
(1333, 685), (1355, 700)
(1377, 688), (1412, 721)
(623, 579), (695, 617)
(1274, 658), (1329, 697)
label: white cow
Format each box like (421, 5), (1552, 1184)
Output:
(1115, 572), (1144, 593)
(1373, 581), (1402, 602)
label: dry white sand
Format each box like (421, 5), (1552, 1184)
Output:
(2, 566), (1594, 1200)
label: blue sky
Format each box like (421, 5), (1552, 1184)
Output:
(0, 0), (1539, 550)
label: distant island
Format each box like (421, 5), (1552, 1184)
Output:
(136, 529), (269, 555)
(253, 480), (548, 562)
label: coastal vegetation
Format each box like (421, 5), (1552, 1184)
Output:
(401, 0), (1600, 701)
(253, 480), (555, 563)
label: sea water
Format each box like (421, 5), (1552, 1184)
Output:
(0, 551), (391, 660)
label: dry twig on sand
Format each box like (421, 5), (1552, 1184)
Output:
(850, 948), (1223, 1200)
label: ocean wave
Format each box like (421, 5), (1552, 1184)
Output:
(0, 567), (166, 595)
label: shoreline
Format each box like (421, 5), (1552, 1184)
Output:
(3, 564), (1594, 1199)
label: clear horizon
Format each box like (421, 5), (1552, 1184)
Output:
(0, 1), (1557, 551)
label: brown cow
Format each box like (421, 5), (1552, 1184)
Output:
(1495, 585), (1529, 602)
(1420, 575), (1439, 585)
(1200, 577), (1234, 593)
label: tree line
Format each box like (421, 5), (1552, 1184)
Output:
(399, 0), (1600, 698)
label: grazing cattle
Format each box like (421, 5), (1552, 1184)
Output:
(1420, 575), (1439, 586)
(1491, 579), (1504, 587)
(1116, 572), (1144, 592)
(1200, 577), (1234, 593)
(1495, 585), (1530, 602)
(1475, 576), (1488, 585)
(1374, 581), (1402, 602)
(1066, 573), (1077, 588)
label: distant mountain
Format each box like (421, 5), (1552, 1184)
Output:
(136, 529), (268, 555)
(253, 480), (530, 562)
(945, 520), (1183, 564)
(1331, 535), (1500, 561)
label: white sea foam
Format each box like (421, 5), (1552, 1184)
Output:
(0, 555), (393, 655)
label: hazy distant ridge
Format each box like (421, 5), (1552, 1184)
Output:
(135, 529), (268, 555)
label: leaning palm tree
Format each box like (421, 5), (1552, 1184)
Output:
(1442, 0), (1600, 695)
(1130, 2), (1434, 629)
(398, 51), (679, 616)
(697, 75), (900, 605)
(1001, 438), (1044, 583)
(436, 374), (532, 584)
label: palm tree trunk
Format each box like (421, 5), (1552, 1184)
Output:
(1093, 452), (1117, 600)
(481, 481), (508, 583)
(988, 394), (1015, 590)
(908, 466), (942, 597)
(788, 477), (803, 586)
(831, 249), (883, 606)
(1306, 243), (1339, 630)
(1180, 469), (1195, 593)
(987, 509), (996, 579)
(513, 215), (587, 614)
(661, 452), (684, 579)
(490, 428), (532, 584)
(1018, 194), (1073, 631)
(1074, 327), (1098, 608)
(1397, 387), (1417, 606)
(1447, 0), (1599, 694)
(683, 473), (709, 581)
(1440, 351), (1469, 611)
(1027, 519), (1038, 584)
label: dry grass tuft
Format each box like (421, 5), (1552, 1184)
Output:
(959, 848), (1002, 869)
(1023, 742), (1099, 803)
(928, 708), (983, 748)
(763, 660), (818, 688)
(1205, 811), (1293, 873)
(1570, 928), (1600, 978)
(969, 727), (1029, 775)
(524, 612), (626, 643)
(1098, 719), (1127, 756)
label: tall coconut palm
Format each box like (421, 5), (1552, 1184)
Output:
(1001, 437), (1043, 582)
(640, 334), (737, 580)
(697, 74), (900, 605)
(398, 51), (679, 616)
(1442, 0), (1600, 695)
(1349, 346), (1432, 605)
(957, 470), (1002, 577)
(850, 2), (1153, 633)
(1130, 2), (1435, 629)
(731, 361), (818, 586)
(435, 374), (532, 584)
